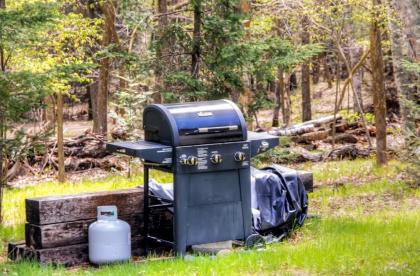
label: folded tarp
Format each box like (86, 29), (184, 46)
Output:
(149, 165), (308, 235)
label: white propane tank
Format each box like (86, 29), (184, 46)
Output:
(88, 205), (131, 264)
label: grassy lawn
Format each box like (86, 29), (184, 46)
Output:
(1, 158), (419, 275)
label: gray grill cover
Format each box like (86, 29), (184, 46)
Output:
(251, 165), (308, 232)
(148, 165), (307, 234)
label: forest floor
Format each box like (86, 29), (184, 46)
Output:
(1, 157), (419, 275)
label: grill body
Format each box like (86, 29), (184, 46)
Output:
(107, 100), (278, 255)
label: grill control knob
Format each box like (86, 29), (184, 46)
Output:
(258, 141), (270, 153)
(210, 153), (223, 164)
(234, 152), (246, 161)
(180, 155), (198, 166)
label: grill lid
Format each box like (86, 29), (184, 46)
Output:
(143, 100), (247, 146)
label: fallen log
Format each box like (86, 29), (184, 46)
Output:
(292, 145), (371, 162)
(269, 124), (315, 136)
(348, 126), (377, 137)
(331, 122), (349, 133)
(297, 115), (342, 127)
(325, 133), (359, 144)
(291, 130), (330, 143)
(323, 145), (371, 160)
(269, 116), (343, 137)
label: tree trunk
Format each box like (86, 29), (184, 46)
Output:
(93, 1), (116, 135)
(0, 0), (5, 224)
(0, 112), (4, 224)
(283, 73), (291, 126)
(272, 68), (284, 127)
(349, 45), (364, 113)
(191, 0), (201, 79)
(312, 58), (321, 85)
(301, 17), (311, 122)
(389, 0), (419, 131)
(88, 81), (98, 123)
(95, 57), (109, 135)
(322, 53), (333, 88)
(289, 72), (297, 91)
(56, 93), (65, 182)
(154, 0), (169, 103)
(370, 0), (387, 166)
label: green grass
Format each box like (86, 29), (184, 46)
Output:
(296, 158), (406, 186)
(1, 158), (419, 275)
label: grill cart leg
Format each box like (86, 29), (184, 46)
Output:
(174, 174), (188, 256)
(239, 168), (252, 239)
(143, 165), (150, 255)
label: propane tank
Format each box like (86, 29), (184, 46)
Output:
(88, 205), (131, 264)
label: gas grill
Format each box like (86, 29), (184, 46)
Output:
(107, 100), (279, 255)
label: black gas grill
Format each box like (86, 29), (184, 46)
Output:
(107, 100), (278, 255)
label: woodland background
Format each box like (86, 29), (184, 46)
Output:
(0, 0), (419, 273)
(0, 0), (419, 250)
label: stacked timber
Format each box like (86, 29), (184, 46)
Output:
(267, 115), (376, 162)
(269, 115), (376, 145)
(8, 187), (172, 266)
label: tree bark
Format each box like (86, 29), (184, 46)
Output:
(349, 45), (364, 113)
(154, 0), (169, 103)
(56, 93), (65, 182)
(272, 68), (284, 127)
(0, 112), (4, 224)
(93, 1), (116, 135)
(312, 58), (321, 85)
(322, 53), (333, 89)
(283, 73), (291, 126)
(370, 0), (387, 166)
(301, 16), (311, 122)
(0, 0), (6, 224)
(191, 0), (201, 79)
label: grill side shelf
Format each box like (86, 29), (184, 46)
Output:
(106, 141), (173, 164)
(247, 131), (280, 157)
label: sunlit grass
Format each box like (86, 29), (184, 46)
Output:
(3, 211), (419, 275)
(0, 158), (419, 275)
(296, 158), (406, 186)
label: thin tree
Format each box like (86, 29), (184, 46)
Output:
(272, 68), (284, 127)
(93, 1), (117, 135)
(154, 0), (169, 103)
(191, 0), (202, 79)
(370, 0), (387, 165)
(56, 92), (65, 182)
(0, 0), (5, 224)
(301, 15), (312, 122)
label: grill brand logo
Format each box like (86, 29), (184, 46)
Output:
(197, 111), (213, 117)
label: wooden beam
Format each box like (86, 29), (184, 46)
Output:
(26, 188), (144, 225)
(297, 171), (313, 193)
(13, 237), (144, 266)
(25, 213), (143, 249)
